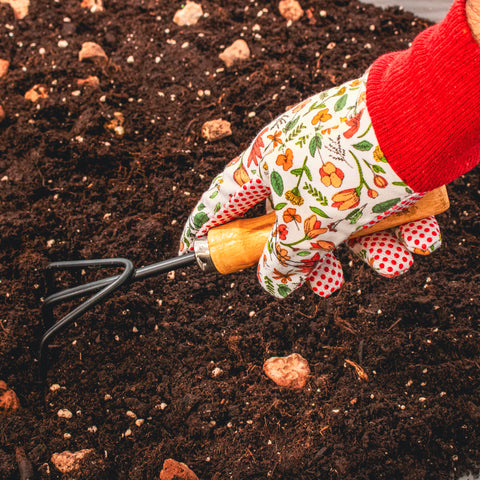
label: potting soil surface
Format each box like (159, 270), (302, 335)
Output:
(2, 0), (480, 479)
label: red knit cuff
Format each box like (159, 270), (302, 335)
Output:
(366, 0), (480, 192)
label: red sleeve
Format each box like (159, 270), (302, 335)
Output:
(366, 0), (480, 192)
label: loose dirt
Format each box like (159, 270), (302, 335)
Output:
(1, 0), (480, 479)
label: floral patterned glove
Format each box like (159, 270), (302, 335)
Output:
(180, 72), (430, 298)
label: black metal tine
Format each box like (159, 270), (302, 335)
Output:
(39, 258), (135, 379)
(42, 258), (130, 328)
(38, 253), (197, 380)
(42, 253), (196, 325)
(42, 253), (197, 316)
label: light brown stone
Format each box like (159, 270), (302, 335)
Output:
(159, 459), (199, 480)
(78, 42), (108, 63)
(0, 59), (9, 79)
(24, 84), (49, 102)
(173, 1), (203, 26)
(80, 0), (103, 12)
(1, 0), (29, 19)
(263, 353), (310, 389)
(50, 449), (96, 474)
(77, 75), (100, 88)
(0, 380), (20, 415)
(219, 39), (250, 68)
(201, 119), (232, 142)
(278, 0), (304, 22)
(57, 408), (73, 419)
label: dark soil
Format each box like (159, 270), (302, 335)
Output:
(1, 0), (480, 479)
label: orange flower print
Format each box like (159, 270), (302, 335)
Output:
(331, 188), (360, 211)
(233, 164), (250, 186)
(373, 175), (388, 188)
(277, 224), (288, 240)
(272, 268), (293, 284)
(367, 189), (378, 199)
(321, 125), (339, 135)
(343, 109), (364, 139)
(299, 252), (320, 273)
(349, 79), (361, 87)
(275, 243), (291, 267)
(303, 215), (327, 239)
(320, 161), (344, 188)
(267, 131), (283, 148)
(275, 148), (293, 171)
(247, 127), (268, 167)
(310, 240), (335, 251)
(283, 208), (301, 224)
(312, 108), (332, 125)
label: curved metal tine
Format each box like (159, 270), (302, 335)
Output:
(42, 258), (132, 328)
(39, 258), (135, 379)
(42, 253), (198, 321)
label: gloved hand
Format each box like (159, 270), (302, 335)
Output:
(180, 72), (441, 298)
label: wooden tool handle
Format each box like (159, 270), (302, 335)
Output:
(207, 186), (450, 274)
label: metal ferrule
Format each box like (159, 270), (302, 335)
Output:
(193, 236), (216, 273)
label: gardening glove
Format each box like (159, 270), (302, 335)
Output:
(180, 72), (435, 298)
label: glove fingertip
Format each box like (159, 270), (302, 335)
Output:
(397, 216), (442, 254)
(307, 253), (344, 297)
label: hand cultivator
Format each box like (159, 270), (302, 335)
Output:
(39, 186), (449, 378)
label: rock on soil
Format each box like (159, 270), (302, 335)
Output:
(77, 75), (100, 88)
(278, 0), (304, 22)
(0, 381), (20, 415)
(51, 449), (104, 476)
(173, 1), (203, 26)
(160, 459), (199, 480)
(201, 119), (232, 142)
(0, 59), (9, 78)
(0, 0), (29, 19)
(104, 111), (125, 137)
(57, 408), (73, 419)
(219, 39), (250, 67)
(78, 41), (108, 63)
(263, 353), (311, 389)
(80, 0), (104, 12)
(24, 84), (48, 102)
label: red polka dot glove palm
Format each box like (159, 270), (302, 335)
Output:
(348, 217), (441, 277)
(309, 217), (442, 297)
(179, 73), (439, 298)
